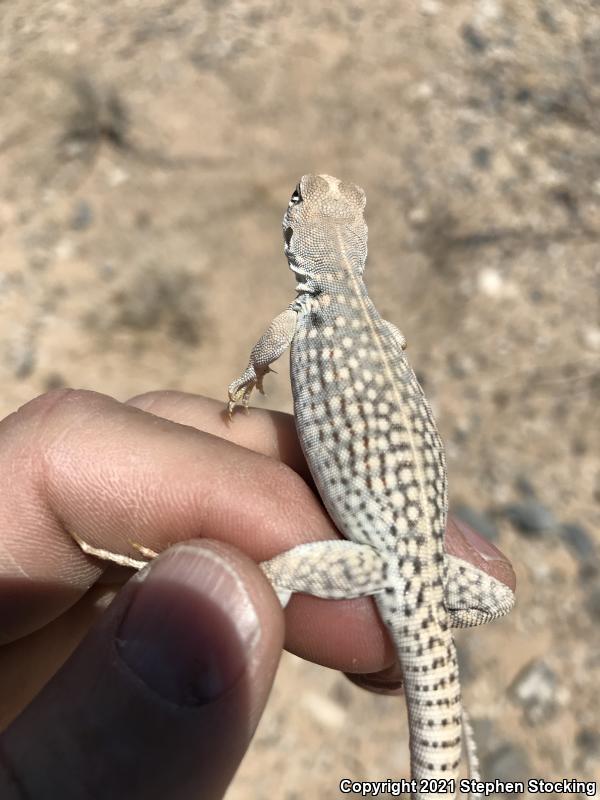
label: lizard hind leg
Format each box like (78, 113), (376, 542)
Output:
(260, 540), (388, 609)
(444, 554), (515, 628)
(129, 540), (160, 560)
(66, 529), (155, 570)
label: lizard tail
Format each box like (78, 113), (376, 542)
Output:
(462, 708), (483, 799)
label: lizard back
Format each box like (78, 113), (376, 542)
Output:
(286, 174), (463, 787)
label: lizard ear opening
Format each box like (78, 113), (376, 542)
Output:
(284, 226), (293, 246)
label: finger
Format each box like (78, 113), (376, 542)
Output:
(446, 516), (516, 592)
(127, 391), (313, 483)
(0, 389), (324, 643)
(0, 584), (115, 731)
(126, 392), (515, 588)
(0, 541), (283, 800)
(1, 391), (379, 677)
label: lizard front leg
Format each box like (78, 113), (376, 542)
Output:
(228, 307), (298, 416)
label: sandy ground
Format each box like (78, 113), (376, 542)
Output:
(1, 1), (599, 797)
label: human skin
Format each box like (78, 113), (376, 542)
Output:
(0, 389), (515, 799)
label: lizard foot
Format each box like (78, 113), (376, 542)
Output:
(66, 529), (151, 570)
(227, 365), (273, 417)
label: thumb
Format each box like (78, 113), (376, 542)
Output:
(0, 540), (284, 800)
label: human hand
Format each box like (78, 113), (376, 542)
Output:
(0, 389), (515, 798)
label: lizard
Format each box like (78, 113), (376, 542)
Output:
(68, 174), (515, 798)
(226, 175), (515, 798)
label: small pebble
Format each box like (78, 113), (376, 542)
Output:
(559, 522), (595, 562)
(301, 691), (346, 730)
(469, 716), (498, 755)
(503, 501), (556, 537)
(8, 339), (35, 380)
(44, 372), (66, 390)
(509, 659), (558, 724)
(585, 581), (600, 622)
(477, 268), (504, 298)
(575, 727), (600, 770)
(461, 23), (488, 52)
(514, 475), (536, 497)
(472, 146), (492, 169)
(582, 326), (600, 351)
(70, 199), (93, 231)
(483, 742), (530, 786)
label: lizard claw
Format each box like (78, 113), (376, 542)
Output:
(229, 364), (274, 411)
(227, 370), (257, 418)
(256, 366), (276, 395)
(129, 540), (160, 560)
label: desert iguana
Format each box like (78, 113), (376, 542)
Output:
(69, 174), (514, 798)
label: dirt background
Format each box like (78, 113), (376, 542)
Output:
(1, 1), (599, 797)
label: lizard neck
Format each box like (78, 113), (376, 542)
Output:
(288, 225), (367, 297)
(290, 262), (369, 299)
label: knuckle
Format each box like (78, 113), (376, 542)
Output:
(1, 390), (114, 464)
(13, 388), (101, 429)
(0, 389), (118, 492)
(0, 390), (86, 486)
(125, 390), (173, 412)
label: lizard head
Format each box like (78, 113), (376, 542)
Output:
(283, 174), (368, 293)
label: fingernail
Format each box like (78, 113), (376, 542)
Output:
(452, 517), (508, 562)
(117, 544), (260, 706)
(345, 665), (405, 696)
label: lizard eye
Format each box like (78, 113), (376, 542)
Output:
(289, 184), (302, 206)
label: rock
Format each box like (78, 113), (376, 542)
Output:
(585, 581), (600, 622)
(509, 660), (558, 724)
(44, 372), (66, 390)
(580, 562), (599, 582)
(472, 146), (492, 169)
(559, 522), (596, 562)
(461, 23), (488, 53)
(575, 727), (600, 770)
(477, 267), (504, 298)
(454, 504), (498, 541)
(582, 326), (600, 351)
(7, 336), (36, 380)
(469, 716), (498, 756)
(419, 0), (440, 15)
(70, 199), (93, 231)
(483, 742), (530, 786)
(514, 475), (537, 497)
(503, 501), (556, 537)
(515, 86), (532, 104)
